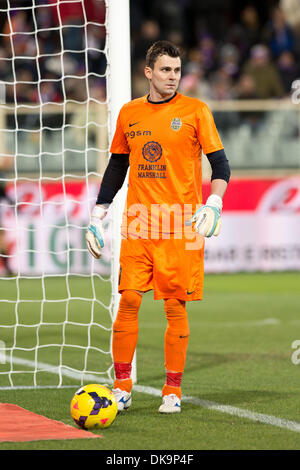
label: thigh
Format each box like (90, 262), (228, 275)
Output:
(152, 235), (204, 301)
(118, 237), (154, 294)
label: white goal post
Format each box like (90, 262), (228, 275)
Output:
(0, 0), (133, 389)
(106, 0), (136, 382)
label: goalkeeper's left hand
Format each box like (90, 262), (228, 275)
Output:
(186, 194), (222, 238)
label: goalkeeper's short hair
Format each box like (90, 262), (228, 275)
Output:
(146, 40), (181, 69)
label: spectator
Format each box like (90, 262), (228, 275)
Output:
(262, 6), (293, 58)
(47, 0), (85, 64)
(198, 34), (218, 75)
(31, 80), (62, 104)
(242, 44), (285, 98)
(36, 5), (59, 55)
(227, 5), (262, 63)
(234, 74), (259, 100)
(281, 0), (300, 33)
(280, 0), (300, 59)
(2, 10), (32, 58)
(209, 76), (233, 100)
(277, 50), (300, 94)
(44, 51), (77, 78)
(179, 63), (211, 100)
(218, 43), (241, 81)
(184, 47), (204, 70)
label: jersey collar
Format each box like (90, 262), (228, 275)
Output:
(146, 92), (179, 105)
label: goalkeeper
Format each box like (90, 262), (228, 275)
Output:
(86, 40), (230, 414)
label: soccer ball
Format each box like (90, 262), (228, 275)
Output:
(70, 384), (118, 429)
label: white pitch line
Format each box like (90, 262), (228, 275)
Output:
(1, 356), (300, 434)
(1, 355), (112, 385)
(182, 396), (300, 433)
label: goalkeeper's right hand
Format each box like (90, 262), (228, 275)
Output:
(86, 205), (107, 259)
(185, 194), (222, 238)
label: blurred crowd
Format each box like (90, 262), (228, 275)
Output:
(0, 0), (107, 104)
(1, 0), (300, 103)
(131, 0), (300, 100)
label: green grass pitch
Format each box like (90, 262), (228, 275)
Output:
(0, 272), (300, 450)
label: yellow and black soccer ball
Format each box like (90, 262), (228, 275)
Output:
(70, 384), (118, 429)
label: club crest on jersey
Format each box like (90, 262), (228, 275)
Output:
(171, 117), (182, 131)
(142, 141), (162, 162)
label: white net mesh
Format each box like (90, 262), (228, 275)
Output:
(0, 0), (115, 389)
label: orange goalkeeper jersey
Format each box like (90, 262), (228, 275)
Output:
(110, 92), (223, 238)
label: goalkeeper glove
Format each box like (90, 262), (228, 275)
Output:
(86, 205), (107, 259)
(186, 194), (222, 237)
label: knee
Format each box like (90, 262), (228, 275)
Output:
(114, 290), (142, 326)
(164, 299), (189, 331)
(119, 289), (143, 310)
(164, 298), (186, 317)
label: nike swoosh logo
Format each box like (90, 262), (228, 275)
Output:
(187, 290), (195, 295)
(120, 396), (131, 404)
(129, 121), (140, 127)
(180, 335), (189, 339)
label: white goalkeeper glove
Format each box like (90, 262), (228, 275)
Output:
(186, 194), (222, 238)
(86, 205), (107, 259)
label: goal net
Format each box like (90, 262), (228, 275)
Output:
(0, 0), (130, 389)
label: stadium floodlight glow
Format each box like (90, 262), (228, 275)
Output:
(0, 0), (133, 389)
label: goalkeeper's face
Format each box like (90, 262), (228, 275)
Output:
(145, 54), (181, 100)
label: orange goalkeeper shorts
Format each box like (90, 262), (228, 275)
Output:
(118, 234), (204, 301)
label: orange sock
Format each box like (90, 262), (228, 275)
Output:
(163, 298), (190, 398)
(162, 384), (182, 399)
(113, 378), (133, 393)
(112, 290), (142, 392)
